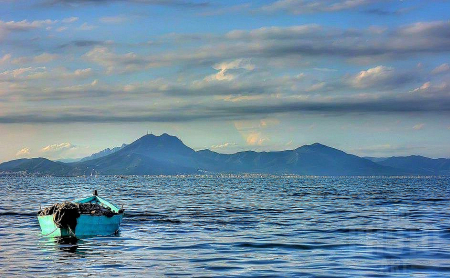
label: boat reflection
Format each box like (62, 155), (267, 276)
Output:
(41, 232), (122, 256)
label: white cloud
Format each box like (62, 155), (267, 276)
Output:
(0, 67), (42, 78)
(305, 82), (326, 92)
(16, 147), (31, 157)
(347, 65), (416, 90)
(412, 81), (431, 92)
(0, 53), (11, 64)
(246, 132), (268, 145)
(260, 119), (280, 127)
(225, 24), (321, 40)
(99, 15), (129, 24)
(350, 66), (393, 88)
(12, 53), (59, 65)
(211, 142), (236, 149)
(41, 142), (75, 153)
(413, 123), (425, 130)
(77, 22), (96, 31)
(411, 81), (448, 95)
(0, 66), (92, 82)
(83, 46), (151, 73)
(0, 19), (56, 31)
(398, 21), (450, 36)
(314, 67), (337, 72)
(432, 63), (450, 75)
(0, 19), (57, 41)
(260, 0), (382, 14)
(205, 59), (255, 81)
(62, 17), (79, 23)
(56, 26), (68, 32)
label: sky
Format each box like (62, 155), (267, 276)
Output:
(1, 0), (450, 162)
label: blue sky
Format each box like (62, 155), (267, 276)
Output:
(1, 0), (450, 162)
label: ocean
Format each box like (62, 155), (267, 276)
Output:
(0, 176), (449, 277)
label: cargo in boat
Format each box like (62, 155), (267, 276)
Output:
(37, 191), (124, 238)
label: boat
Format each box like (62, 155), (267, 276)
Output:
(38, 190), (124, 238)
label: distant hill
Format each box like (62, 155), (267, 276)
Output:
(0, 134), (447, 176)
(371, 156), (450, 176)
(0, 158), (73, 176)
(79, 144), (127, 162)
(196, 143), (401, 175)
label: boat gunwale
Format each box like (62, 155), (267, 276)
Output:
(73, 195), (121, 213)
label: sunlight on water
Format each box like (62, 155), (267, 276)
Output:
(0, 176), (449, 277)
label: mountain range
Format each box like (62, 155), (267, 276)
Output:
(1, 133), (449, 176)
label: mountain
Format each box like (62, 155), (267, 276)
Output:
(71, 134), (198, 175)
(196, 143), (401, 175)
(364, 157), (389, 163)
(79, 144), (127, 162)
(0, 134), (446, 176)
(372, 156), (450, 176)
(0, 158), (73, 176)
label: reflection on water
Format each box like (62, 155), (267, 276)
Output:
(0, 176), (450, 277)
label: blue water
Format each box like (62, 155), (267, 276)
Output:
(0, 176), (450, 277)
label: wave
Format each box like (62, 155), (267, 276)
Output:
(234, 242), (358, 250)
(0, 211), (36, 217)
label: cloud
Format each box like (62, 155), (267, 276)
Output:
(347, 66), (416, 89)
(78, 22), (450, 76)
(83, 46), (160, 73)
(77, 22), (96, 30)
(397, 21), (450, 37)
(0, 88), (449, 125)
(16, 147), (31, 157)
(56, 26), (68, 32)
(0, 59), (448, 125)
(412, 81), (431, 92)
(314, 67), (337, 72)
(40, 142), (75, 152)
(305, 82), (326, 92)
(260, 0), (392, 14)
(0, 53), (11, 64)
(411, 81), (448, 96)
(58, 39), (110, 49)
(0, 19), (56, 31)
(1, 18), (450, 127)
(12, 53), (59, 64)
(62, 17), (79, 23)
(432, 63), (450, 75)
(34, 142), (87, 159)
(99, 15), (129, 24)
(210, 142), (236, 149)
(260, 118), (279, 127)
(42, 0), (210, 8)
(412, 123), (425, 130)
(0, 19), (56, 40)
(199, 3), (250, 16)
(0, 67), (44, 79)
(246, 132), (268, 145)
(205, 59), (255, 81)
(0, 66), (93, 83)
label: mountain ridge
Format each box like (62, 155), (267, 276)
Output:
(1, 134), (448, 176)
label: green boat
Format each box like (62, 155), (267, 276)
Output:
(38, 191), (124, 238)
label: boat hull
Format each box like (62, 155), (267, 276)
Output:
(38, 214), (123, 237)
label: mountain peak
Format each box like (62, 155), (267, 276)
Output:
(309, 143), (328, 148)
(138, 133), (177, 140)
(298, 142), (333, 150)
(125, 133), (194, 155)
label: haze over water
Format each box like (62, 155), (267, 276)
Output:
(1, 176), (450, 277)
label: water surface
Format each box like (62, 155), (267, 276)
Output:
(1, 176), (449, 277)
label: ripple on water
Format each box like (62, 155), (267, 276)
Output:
(0, 176), (449, 277)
